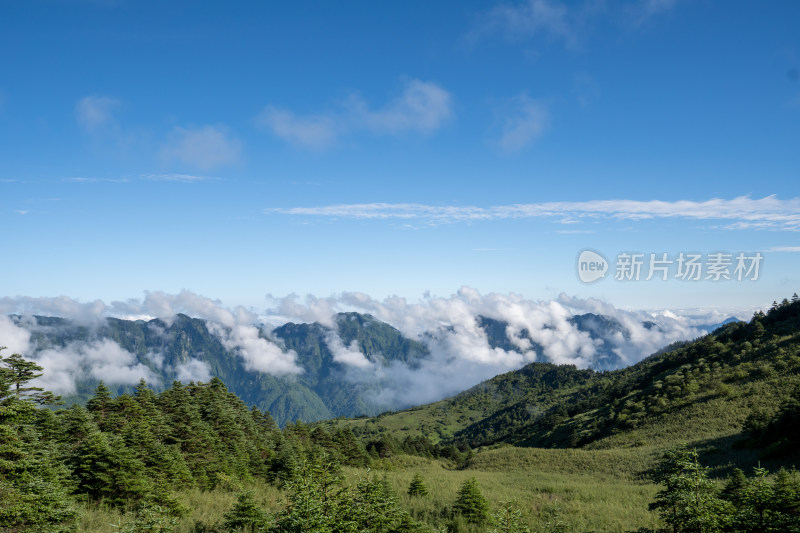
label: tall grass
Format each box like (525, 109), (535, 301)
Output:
(78, 448), (663, 532)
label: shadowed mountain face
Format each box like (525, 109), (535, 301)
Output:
(9, 310), (710, 426)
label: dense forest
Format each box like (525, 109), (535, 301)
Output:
(2, 295), (800, 531)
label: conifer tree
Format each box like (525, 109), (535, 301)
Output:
(454, 477), (489, 524)
(86, 381), (112, 413)
(222, 490), (271, 532)
(407, 472), (428, 497)
(649, 447), (730, 532)
(0, 349), (77, 531)
(490, 501), (530, 533)
(0, 350), (58, 404)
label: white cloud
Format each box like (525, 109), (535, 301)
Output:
(75, 96), (120, 132)
(257, 107), (338, 149)
(270, 287), (710, 407)
(2, 288), (746, 410)
(767, 246), (800, 252)
(175, 359), (212, 383)
(351, 80), (452, 135)
(32, 339), (157, 395)
(324, 331), (374, 369)
(495, 94), (549, 151)
(266, 195), (800, 231)
(142, 173), (217, 183)
(0, 315), (32, 356)
(470, 0), (679, 49)
(3, 291), (303, 385)
(65, 177), (130, 183)
(0, 296), (109, 323)
(470, 0), (578, 48)
(635, 0), (679, 23)
(267, 293), (342, 329)
(160, 125), (242, 170)
(258, 79), (452, 148)
(208, 322), (302, 376)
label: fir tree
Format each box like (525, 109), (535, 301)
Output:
(490, 501), (530, 533)
(0, 350), (58, 404)
(222, 490), (271, 532)
(0, 350), (77, 531)
(407, 472), (428, 497)
(454, 477), (489, 525)
(649, 447), (730, 532)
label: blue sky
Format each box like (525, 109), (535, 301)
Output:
(2, 0), (799, 315)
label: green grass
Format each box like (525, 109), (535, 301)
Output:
(376, 455), (661, 532)
(78, 448), (663, 532)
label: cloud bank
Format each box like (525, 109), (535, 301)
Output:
(1, 291), (301, 395)
(2, 288), (742, 409)
(269, 287), (724, 406)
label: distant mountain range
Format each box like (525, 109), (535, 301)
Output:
(8, 310), (733, 426)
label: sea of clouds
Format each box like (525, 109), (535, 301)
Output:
(0, 289), (751, 408)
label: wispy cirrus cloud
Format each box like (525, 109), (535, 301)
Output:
(469, 0), (680, 49)
(65, 177), (130, 183)
(472, 0), (577, 48)
(767, 246), (800, 252)
(634, 0), (679, 23)
(142, 173), (219, 183)
(63, 174), (216, 184)
(266, 195), (800, 231)
(160, 125), (242, 170)
(257, 79), (452, 149)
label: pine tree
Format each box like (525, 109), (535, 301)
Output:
(86, 381), (112, 413)
(222, 490), (271, 532)
(352, 475), (404, 532)
(454, 477), (490, 524)
(490, 501), (530, 533)
(721, 468), (747, 507)
(0, 350), (58, 404)
(773, 468), (800, 511)
(407, 472), (428, 497)
(0, 349), (77, 531)
(120, 503), (179, 533)
(649, 447), (731, 532)
(69, 429), (152, 507)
